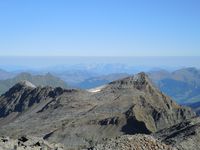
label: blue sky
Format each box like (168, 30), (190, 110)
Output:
(0, 0), (199, 56)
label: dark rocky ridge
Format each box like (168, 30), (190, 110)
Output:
(154, 117), (200, 150)
(0, 72), (195, 149)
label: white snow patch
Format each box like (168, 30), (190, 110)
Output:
(21, 80), (36, 88)
(87, 85), (106, 93)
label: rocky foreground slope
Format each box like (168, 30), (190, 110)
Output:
(90, 134), (175, 150)
(90, 116), (200, 150)
(0, 73), (196, 149)
(0, 136), (64, 150)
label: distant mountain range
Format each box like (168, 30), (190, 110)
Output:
(53, 70), (98, 86)
(1, 67), (200, 105)
(75, 67), (200, 104)
(0, 72), (68, 95)
(50, 63), (144, 86)
(77, 73), (130, 89)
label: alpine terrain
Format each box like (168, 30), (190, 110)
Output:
(0, 72), (197, 149)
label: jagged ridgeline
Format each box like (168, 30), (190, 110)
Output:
(0, 72), (195, 149)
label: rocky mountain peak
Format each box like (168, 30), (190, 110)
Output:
(3, 80), (37, 95)
(131, 72), (150, 84)
(108, 72), (152, 90)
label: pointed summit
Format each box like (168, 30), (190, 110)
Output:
(108, 72), (152, 90)
(5, 80), (37, 95)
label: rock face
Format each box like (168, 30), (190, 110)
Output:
(154, 117), (200, 150)
(89, 134), (176, 150)
(0, 72), (195, 149)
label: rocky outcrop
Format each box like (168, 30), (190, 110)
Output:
(0, 135), (64, 150)
(154, 117), (200, 150)
(0, 82), (53, 118)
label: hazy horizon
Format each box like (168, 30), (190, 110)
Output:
(0, 1), (199, 72)
(0, 56), (200, 72)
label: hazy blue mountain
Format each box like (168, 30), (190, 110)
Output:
(77, 73), (130, 89)
(51, 64), (141, 85)
(53, 70), (98, 86)
(0, 72), (68, 95)
(148, 67), (200, 103)
(0, 69), (16, 80)
(147, 70), (171, 83)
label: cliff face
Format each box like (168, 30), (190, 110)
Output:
(0, 73), (195, 149)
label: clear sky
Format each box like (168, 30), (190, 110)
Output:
(0, 0), (199, 56)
